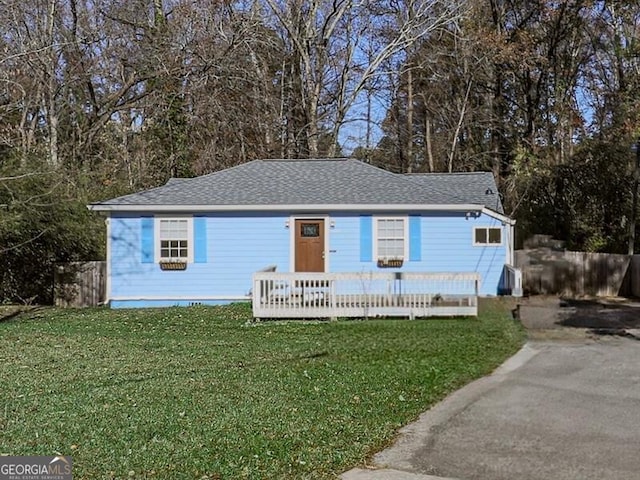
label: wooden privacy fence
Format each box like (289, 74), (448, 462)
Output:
(515, 250), (631, 297)
(54, 261), (106, 307)
(252, 271), (480, 319)
(630, 256), (640, 298)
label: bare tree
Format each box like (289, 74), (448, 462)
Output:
(260, 0), (468, 158)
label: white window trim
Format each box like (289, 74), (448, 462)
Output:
(473, 226), (503, 246)
(373, 216), (409, 260)
(154, 216), (194, 263)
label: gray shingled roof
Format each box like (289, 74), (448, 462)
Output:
(406, 172), (504, 214)
(90, 158), (504, 213)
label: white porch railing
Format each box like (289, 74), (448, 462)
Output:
(252, 272), (480, 319)
(503, 264), (523, 297)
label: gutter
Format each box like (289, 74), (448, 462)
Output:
(88, 203), (515, 225)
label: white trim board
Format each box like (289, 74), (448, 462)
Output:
(105, 217), (112, 303)
(89, 202), (514, 222)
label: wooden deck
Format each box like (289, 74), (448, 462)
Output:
(252, 272), (480, 319)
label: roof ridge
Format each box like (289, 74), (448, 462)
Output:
(259, 157), (350, 162)
(348, 159), (414, 179)
(193, 159), (265, 180)
(406, 171), (494, 176)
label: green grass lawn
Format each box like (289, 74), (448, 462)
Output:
(0, 300), (524, 479)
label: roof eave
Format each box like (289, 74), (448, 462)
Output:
(481, 207), (515, 225)
(88, 203), (513, 221)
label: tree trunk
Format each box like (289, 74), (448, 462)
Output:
(448, 80), (471, 173)
(46, 0), (59, 169)
(406, 67), (414, 173)
(425, 114), (434, 172)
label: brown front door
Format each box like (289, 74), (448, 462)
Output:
(295, 219), (325, 272)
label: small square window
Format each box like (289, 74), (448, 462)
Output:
(488, 228), (501, 244)
(301, 223), (320, 237)
(474, 227), (502, 246)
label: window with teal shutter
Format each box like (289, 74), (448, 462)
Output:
(140, 217), (154, 263)
(360, 215), (372, 262)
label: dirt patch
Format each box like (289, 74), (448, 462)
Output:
(558, 298), (640, 329)
(515, 296), (640, 340)
(515, 296), (571, 330)
(0, 305), (46, 323)
(526, 328), (597, 342)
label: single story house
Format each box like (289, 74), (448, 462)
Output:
(89, 158), (516, 308)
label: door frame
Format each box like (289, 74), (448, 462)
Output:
(289, 214), (330, 272)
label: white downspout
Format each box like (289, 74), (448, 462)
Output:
(105, 215), (111, 305)
(508, 222), (515, 266)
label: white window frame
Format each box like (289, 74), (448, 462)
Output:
(473, 226), (503, 246)
(373, 216), (409, 260)
(155, 216), (194, 263)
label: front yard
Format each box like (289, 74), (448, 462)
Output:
(0, 301), (524, 479)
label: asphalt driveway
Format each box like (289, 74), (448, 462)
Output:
(342, 336), (640, 480)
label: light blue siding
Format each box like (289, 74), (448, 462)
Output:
(409, 215), (422, 261)
(329, 212), (506, 296)
(359, 216), (372, 262)
(140, 217), (154, 263)
(108, 210), (509, 307)
(193, 216), (207, 263)
(109, 213), (290, 307)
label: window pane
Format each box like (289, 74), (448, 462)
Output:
(379, 239), (390, 256)
(379, 239), (403, 257)
(301, 223), (319, 237)
(160, 219), (188, 240)
(475, 228), (487, 244)
(388, 239), (404, 256)
(488, 228), (501, 244)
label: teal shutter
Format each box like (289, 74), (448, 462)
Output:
(141, 217), (154, 263)
(360, 215), (373, 262)
(409, 215), (422, 261)
(194, 216), (207, 263)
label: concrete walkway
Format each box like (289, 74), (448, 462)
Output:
(341, 337), (640, 480)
